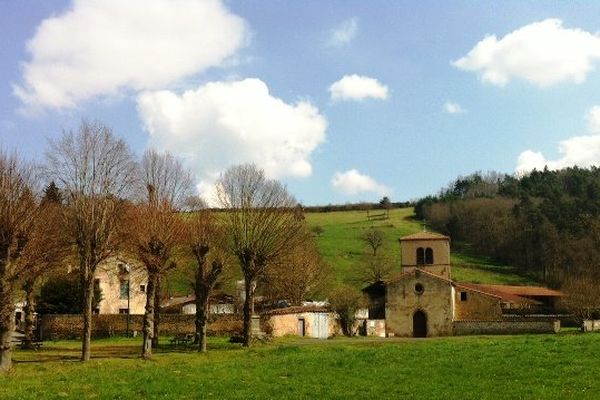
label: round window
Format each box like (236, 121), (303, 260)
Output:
(414, 283), (424, 295)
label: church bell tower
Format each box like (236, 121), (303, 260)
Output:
(399, 231), (451, 279)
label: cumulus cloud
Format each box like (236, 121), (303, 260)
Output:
(329, 75), (389, 101)
(443, 101), (466, 114)
(453, 19), (600, 87)
(14, 0), (247, 111)
(137, 78), (327, 200)
(331, 169), (390, 196)
(586, 105), (600, 133)
(516, 106), (600, 173)
(327, 18), (358, 47)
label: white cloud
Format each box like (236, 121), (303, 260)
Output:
(331, 169), (390, 196)
(453, 19), (600, 88)
(329, 75), (389, 101)
(14, 0), (248, 111)
(586, 106), (600, 133)
(327, 18), (358, 47)
(443, 101), (466, 114)
(516, 107), (600, 174)
(137, 78), (327, 201)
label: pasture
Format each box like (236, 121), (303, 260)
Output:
(2, 333), (599, 399)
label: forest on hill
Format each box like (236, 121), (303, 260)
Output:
(414, 167), (600, 291)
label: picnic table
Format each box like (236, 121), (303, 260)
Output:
(12, 336), (43, 350)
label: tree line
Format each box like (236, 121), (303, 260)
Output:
(0, 121), (328, 372)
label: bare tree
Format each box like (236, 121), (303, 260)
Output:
(185, 210), (228, 352)
(559, 274), (600, 325)
(350, 252), (395, 286)
(262, 229), (330, 305)
(0, 152), (37, 372)
(360, 228), (386, 256)
(137, 149), (193, 348)
(216, 164), (305, 346)
(19, 200), (69, 349)
(329, 285), (366, 337)
(45, 121), (135, 361)
(123, 201), (184, 359)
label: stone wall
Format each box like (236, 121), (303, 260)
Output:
(39, 314), (242, 340)
(453, 288), (502, 321)
(582, 320), (600, 332)
(453, 319), (560, 335)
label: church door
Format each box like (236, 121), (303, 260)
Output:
(413, 310), (427, 337)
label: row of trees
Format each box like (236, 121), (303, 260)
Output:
(0, 121), (327, 372)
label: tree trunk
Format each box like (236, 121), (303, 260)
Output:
(0, 284), (15, 373)
(22, 278), (36, 350)
(242, 275), (255, 347)
(81, 269), (94, 362)
(195, 288), (209, 353)
(142, 272), (157, 360)
(152, 275), (161, 349)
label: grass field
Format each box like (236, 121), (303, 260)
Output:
(2, 333), (600, 399)
(305, 208), (535, 286)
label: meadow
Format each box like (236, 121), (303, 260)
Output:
(304, 207), (535, 286)
(2, 332), (599, 399)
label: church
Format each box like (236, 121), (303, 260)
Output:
(363, 232), (563, 337)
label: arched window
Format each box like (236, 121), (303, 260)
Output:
(416, 247), (425, 265)
(425, 248), (434, 264)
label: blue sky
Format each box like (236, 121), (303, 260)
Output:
(3, 1), (600, 205)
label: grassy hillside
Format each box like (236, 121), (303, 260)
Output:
(305, 207), (536, 286)
(3, 333), (600, 399)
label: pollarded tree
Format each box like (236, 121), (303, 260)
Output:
(123, 201), (185, 359)
(137, 149), (193, 348)
(45, 121), (136, 361)
(18, 200), (69, 349)
(216, 164), (305, 347)
(0, 152), (37, 372)
(184, 210), (228, 353)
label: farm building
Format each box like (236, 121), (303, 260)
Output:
(363, 232), (563, 337)
(262, 306), (335, 339)
(161, 293), (236, 315)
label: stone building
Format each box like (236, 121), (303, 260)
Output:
(364, 232), (563, 337)
(94, 256), (148, 315)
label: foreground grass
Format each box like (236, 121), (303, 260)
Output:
(2, 333), (600, 399)
(305, 208), (534, 286)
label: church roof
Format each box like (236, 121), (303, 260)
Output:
(400, 231), (450, 241)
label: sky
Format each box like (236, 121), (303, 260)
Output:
(3, 1), (600, 205)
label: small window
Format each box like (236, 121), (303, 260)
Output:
(94, 278), (101, 289)
(120, 280), (129, 300)
(416, 248), (425, 265)
(140, 284), (146, 293)
(119, 308), (129, 314)
(425, 248), (434, 264)
(414, 283), (424, 295)
(460, 291), (468, 301)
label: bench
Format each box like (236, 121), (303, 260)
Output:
(170, 333), (195, 346)
(12, 337), (43, 350)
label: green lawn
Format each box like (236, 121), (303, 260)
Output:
(3, 333), (600, 399)
(305, 208), (535, 286)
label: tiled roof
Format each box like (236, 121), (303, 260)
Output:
(456, 283), (551, 305)
(400, 231), (450, 241)
(472, 284), (563, 297)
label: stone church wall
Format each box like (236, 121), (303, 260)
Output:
(386, 272), (453, 337)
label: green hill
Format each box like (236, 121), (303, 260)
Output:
(305, 207), (536, 286)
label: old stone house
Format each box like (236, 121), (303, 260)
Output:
(94, 256), (148, 315)
(364, 232), (563, 337)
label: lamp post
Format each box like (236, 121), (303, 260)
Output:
(125, 264), (131, 338)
